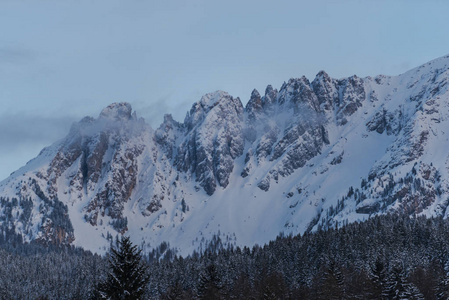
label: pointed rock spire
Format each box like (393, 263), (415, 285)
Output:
(246, 89), (263, 121)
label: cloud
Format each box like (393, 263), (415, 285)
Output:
(132, 93), (194, 128)
(0, 113), (77, 152)
(0, 46), (36, 65)
(132, 95), (173, 128)
(0, 113), (79, 180)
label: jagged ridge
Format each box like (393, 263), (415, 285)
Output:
(1, 54), (449, 255)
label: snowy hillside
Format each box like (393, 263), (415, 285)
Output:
(1, 54), (449, 256)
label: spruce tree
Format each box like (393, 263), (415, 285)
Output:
(97, 236), (149, 300)
(436, 272), (449, 300)
(370, 256), (387, 297)
(197, 263), (223, 299)
(383, 264), (424, 300)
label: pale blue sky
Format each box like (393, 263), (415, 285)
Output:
(1, 0), (449, 180)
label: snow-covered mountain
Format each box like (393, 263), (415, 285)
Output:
(1, 55), (449, 255)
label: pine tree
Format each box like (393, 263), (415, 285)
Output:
(369, 256), (387, 297)
(97, 236), (149, 300)
(383, 264), (424, 300)
(318, 260), (345, 300)
(160, 279), (185, 300)
(436, 275), (449, 300)
(197, 263), (223, 299)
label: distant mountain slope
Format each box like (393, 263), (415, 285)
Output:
(1, 54), (449, 255)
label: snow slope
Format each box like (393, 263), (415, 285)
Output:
(1, 54), (449, 256)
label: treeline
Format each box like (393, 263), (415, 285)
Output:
(151, 214), (449, 299)
(0, 243), (106, 299)
(2, 214), (449, 298)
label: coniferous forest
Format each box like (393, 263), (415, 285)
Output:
(2, 214), (449, 299)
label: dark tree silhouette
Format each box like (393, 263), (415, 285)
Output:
(318, 260), (345, 300)
(384, 264), (424, 300)
(97, 236), (149, 300)
(197, 263), (224, 299)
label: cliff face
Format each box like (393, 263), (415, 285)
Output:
(1, 55), (449, 255)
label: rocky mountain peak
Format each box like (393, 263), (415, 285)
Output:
(251, 88), (261, 99)
(262, 85), (278, 110)
(311, 71), (336, 111)
(159, 113), (181, 131)
(175, 90), (245, 195)
(278, 76), (320, 113)
(315, 70), (330, 80)
(246, 89), (263, 121)
(99, 102), (133, 121)
(197, 90), (232, 110)
(313, 71), (333, 90)
(3, 55), (449, 255)
(184, 90), (243, 130)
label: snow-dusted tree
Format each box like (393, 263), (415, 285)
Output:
(197, 263), (223, 299)
(436, 260), (449, 300)
(318, 260), (345, 300)
(383, 264), (424, 300)
(437, 274), (449, 300)
(97, 236), (149, 300)
(369, 256), (387, 297)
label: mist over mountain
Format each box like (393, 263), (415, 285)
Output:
(1, 54), (449, 255)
